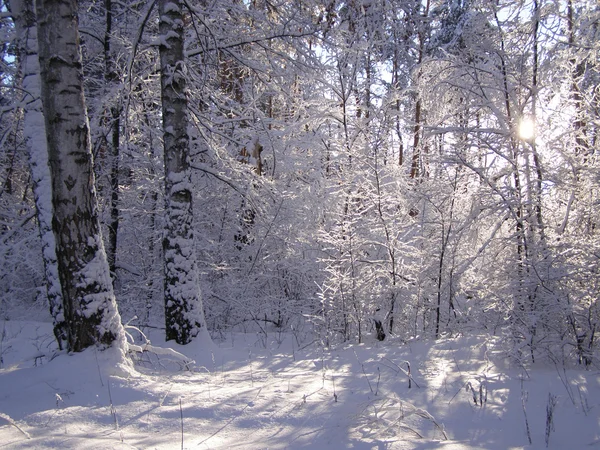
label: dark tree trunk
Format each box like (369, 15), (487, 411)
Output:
(159, 0), (208, 344)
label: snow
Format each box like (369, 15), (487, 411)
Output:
(74, 236), (127, 356)
(163, 30), (181, 42)
(1, 321), (599, 449)
(163, 2), (180, 14)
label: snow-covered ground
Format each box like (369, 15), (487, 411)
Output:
(1, 321), (599, 449)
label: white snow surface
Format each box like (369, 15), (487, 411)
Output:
(1, 321), (599, 449)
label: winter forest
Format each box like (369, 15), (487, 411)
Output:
(1, 0), (600, 448)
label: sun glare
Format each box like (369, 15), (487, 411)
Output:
(518, 117), (535, 141)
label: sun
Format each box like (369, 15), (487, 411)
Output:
(518, 117), (535, 141)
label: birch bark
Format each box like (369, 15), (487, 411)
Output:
(36, 0), (125, 352)
(9, 0), (66, 349)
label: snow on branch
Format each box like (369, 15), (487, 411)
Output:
(0, 413), (30, 439)
(124, 324), (194, 370)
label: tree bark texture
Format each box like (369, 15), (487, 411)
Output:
(9, 0), (67, 349)
(36, 0), (125, 352)
(159, 0), (207, 344)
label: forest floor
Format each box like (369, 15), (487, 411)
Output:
(0, 320), (599, 449)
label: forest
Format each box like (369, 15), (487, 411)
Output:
(2, 1), (600, 448)
(1, 0), (599, 366)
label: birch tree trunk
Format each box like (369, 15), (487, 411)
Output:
(159, 0), (207, 344)
(9, 0), (66, 349)
(36, 0), (125, 353)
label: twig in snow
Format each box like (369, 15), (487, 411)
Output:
(466, 381), (478, 405)
(159, 384), (173, 407)
(197, 387), (263, 447)
(0, 320), (8, 369)
(333, 375), (338, 402)
(125, 325), (195, 370)
(381, 357), (420, 388)
(106, 377), (119, 431)
(94, 347), (104, 387)
(479, 382), (487, 406)
(545, 393), (557, 448)
(521, 377), (532, 445)
(577, 385), (590, 416)
(180, 398), (184, 450)
(354, 350), (374, 394)
(355, 397), (447, 441)
(414, 408), (448, 440)
(297, 339), (317, 351)
(0, 413), (30, 439)
(550, 356), (575, 406)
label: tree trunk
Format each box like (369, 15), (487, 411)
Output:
(410, 0), (430, 180)
(36, 0), (125, 353)
(104, 0), (121, 279)
(159, 0), (207, 344)
(9, 0), (66, 349)
(530, 0), (545, 240)
(410, 98), (422, 179)
(568, 0), (590, 161)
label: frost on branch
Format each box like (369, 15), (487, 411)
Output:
(125, 324), (194, 370)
